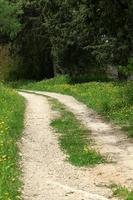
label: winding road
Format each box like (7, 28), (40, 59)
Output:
(19, 91), (133, 200)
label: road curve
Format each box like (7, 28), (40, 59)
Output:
(20, 90), (133, 189)
(19, 92), (112, 200)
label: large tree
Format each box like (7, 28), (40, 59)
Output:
(12, 0), (133, 80)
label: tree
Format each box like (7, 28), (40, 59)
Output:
(12, 0), (54, 80)
(0, 0), (22, 41)
(11, 0), (133, 80)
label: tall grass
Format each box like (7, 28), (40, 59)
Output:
(0, 83), (25, 200)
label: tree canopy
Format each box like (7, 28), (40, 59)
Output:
(1, 0), (133, 80)
(0, 0), (22, 41)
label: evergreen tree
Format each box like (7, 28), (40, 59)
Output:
(11, 0), (133, 80)
(0, 0), (22, 41)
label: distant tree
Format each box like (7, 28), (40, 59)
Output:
(12, 0), (133, 80)
(42, 0), (133, 76)
(0, 0), (22, 41)
(12, 0), (54, 80)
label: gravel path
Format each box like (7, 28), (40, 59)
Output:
(19, 92), (113, 200)
(21, 91), (133, 187)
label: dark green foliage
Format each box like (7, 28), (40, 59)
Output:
(118, 58), (133, 79)
(8, 0), (133, 80)
(0, 0), (22, 41)
(11, 0), (54, 80)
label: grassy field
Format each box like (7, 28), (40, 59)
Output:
(49, 98), (104, 166)
(15, 75), (133, 138)
(0, 83), (25, 200)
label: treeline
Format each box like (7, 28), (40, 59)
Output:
(0, 0), (133, 80)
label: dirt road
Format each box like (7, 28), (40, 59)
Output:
(19, 91), (133, 200)
(21, 93), (111, 200)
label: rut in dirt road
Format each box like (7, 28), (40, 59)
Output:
(21, 90), (133, 189)
(19, 92), (113, 200)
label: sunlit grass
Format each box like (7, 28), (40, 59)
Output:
(0, 83), (25, 200)
(50, 98), (104, 166)
(17, 76), (133, 138)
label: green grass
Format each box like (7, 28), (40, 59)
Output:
(0, 83), (25, 200)
(49, 98), (104, 166)
(111, 184), (133, 200)
(16, 75), (133, 138)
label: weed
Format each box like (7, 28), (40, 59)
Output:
(111, 184), (133, 200)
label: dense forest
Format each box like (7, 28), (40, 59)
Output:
(0, 0), (133, 81)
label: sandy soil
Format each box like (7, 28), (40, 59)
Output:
(19, 91), (133, 200)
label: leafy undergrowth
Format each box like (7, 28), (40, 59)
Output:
(49, 98), (104, 166)
(111, 184), (133, 200)
(0, 83), (25, 200)
(16, 75), (133, 138)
